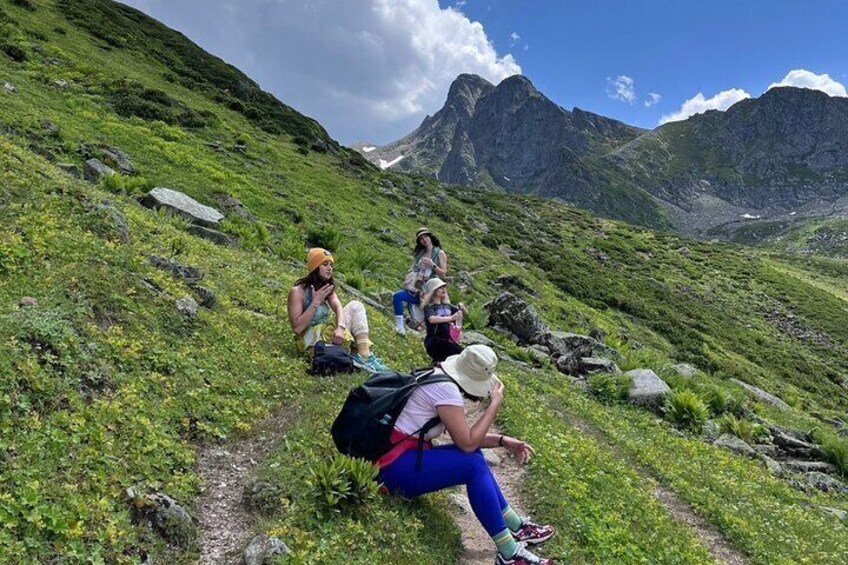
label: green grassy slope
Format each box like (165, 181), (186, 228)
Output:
(0, 0), (846, 563)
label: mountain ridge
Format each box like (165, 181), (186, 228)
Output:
(363, 75), (848, 238)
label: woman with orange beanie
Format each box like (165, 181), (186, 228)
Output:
(287, 248), (388, 372)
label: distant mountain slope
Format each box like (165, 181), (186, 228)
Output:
(365, 76), (848, 238)
(365, 74), (667, 229)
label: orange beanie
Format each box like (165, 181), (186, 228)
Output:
(306, 248), (334, 273)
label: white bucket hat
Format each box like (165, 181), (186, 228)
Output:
(441, 344), (498, 398)
(420, 277), (447, 307)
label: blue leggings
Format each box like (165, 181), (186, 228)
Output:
(393, 289), (421, 316)
(379, 445), (508, 536)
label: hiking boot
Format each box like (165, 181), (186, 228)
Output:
(512, 520), (555, 545)
(494, 542), (553, 565)
(352, 353), (389, 373)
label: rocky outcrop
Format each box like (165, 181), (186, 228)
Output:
(626, 369), (671, 410)
(142, 187), (224, 227)
(730, 379), (790, 411)
(127, 488), (195, 547)
(714, 434), (758, 458)
(243, 534), (288, 565)
(84, 158), (115, 183)
(484, 291), (547, 343)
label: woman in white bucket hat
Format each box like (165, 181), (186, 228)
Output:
(420, 277), (466, 363)
(377, 345), (555, 564)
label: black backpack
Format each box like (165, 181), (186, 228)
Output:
(331, 369), (454, 467)
(309, 341), (356, 376)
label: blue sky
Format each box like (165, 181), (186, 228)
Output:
(450, 0), (847, 129)
(123, 0), (847, 143)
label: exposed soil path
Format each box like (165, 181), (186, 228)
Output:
(195, 408), (296, 564)
(551, 406), (750, 565)
(445, 425), (530, 565)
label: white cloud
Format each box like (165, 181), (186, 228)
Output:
(644, 92), (661, 108)
(121, 0), (520, 144)
(455, 0), (467, 7)
(767, 69), (847, 97)
(509, 32), (521, 46)
(607, 75), (636, 103)
(659, 88), (750, 125)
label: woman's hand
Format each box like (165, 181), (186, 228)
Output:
(419, 256), (434, 268)
(332, 326), (346, 345)
(489, 376), (504, 407)
(312, 284), (334, 306)
(503, 436), (535, 465)
(451, 311), (464, 322)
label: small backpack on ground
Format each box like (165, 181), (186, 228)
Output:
(331, 369), (454, 466)
(309, 341), (356, 376)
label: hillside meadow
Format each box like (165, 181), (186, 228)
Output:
(0, 0), (846, 563)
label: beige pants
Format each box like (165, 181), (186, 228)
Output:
(297, 300), (371, 352)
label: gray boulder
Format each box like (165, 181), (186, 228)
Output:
(187, 225), (237, 246)
(142, 187), (224, 228)
(523, 346), (550, 367)
(127, 489), (194, 547)
(84, 158), (116, 183)
(804, 472), (848, 494)
(176, 296), (199, 319)
(216, 194), (257, 222)
(783, 460), (838, 474)
(761, 456), (785, 477)
(714, 434), (758, 458)
(626, 369), (671, 410)
(193, 285), (216, 309)
(100, 146), (136, 175)
(670, 363), (700, 378)
(147, 255), (204, 284)
(455, 270), (473, 291)
(460, 331), (497, 348)
(57, 163), (80, 178)
(484, 291), (547, 343)
(730, 378), (790, 411)
(4, 82), (17, 92)
(89, 201), (131, 244)
(555, 354), (579, 376)
(771, 429), (825, 459)
(579, 357), (619, 375)
(819, 506), (848, 522)
(701, 419), (721, 442)
(534, 331), (598, 360)
(243, 534), (289, 565)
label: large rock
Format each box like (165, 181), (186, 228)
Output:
(579, 357), (619, 375)
(804, 472), (848, 494)
(176, 296), (199, 319)
(730, 378), (790, 411)
(142, 187), (224, 228)
(88, 201), (131, 244)
(147, 255), (204, 283)
(84, 158), (116, 183)
(714, 434), (758, 458)
(100, 146), (135, 175)
(187, 225), (237, 246)
(459, 331), (497, 348)
(771, 429), (826, 459)
(127, 489), (194, 547)
(783, 460), (838, 475)
(243, 534), (288, 565)
(484, 291), (547, 343)
(670, 363), (700, 378)
(626, 369), (671, 410)
(533, 331), (599, 359)
(216, 194), (257, 222)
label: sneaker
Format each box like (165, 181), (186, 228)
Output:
(352, 353), (390, 373)
(494, 542), (553, 565)
(512, 520), (555, 545)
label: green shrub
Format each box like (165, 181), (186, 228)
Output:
(308, 455), (379, 513)
(717, 414), (767, 445)
(306, 225), (343, 252)
(460, 304), (486, 331)
(587, 373), (630, 404)
(814, 433), (848, 477)
(343, 271), (366, 291)
(663, 389), (709, 433)
(343, 246), (379, 273)
(700, 385), (746, 416)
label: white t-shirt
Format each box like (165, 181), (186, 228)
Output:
(394, 374), (464, 440)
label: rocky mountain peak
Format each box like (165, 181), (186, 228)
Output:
(443, 73), (495, 119)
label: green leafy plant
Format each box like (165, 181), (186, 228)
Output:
(306, 225), (343, 252)
(700, 385), (746, 416)
(812, 431), (848, 477)
(587, 373), (630, 404)
(663, 389), (709, 433)
(342, 245), (379, 273)
(308, 455), (379, 513)
(717, 414), (767, 445)
(460, 304), (486, 331)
